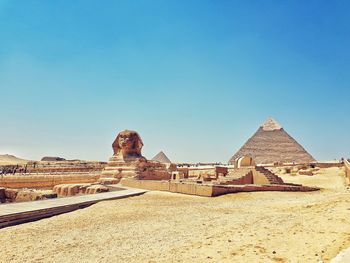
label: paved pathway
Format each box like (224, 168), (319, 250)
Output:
(0, 188), (147, 228)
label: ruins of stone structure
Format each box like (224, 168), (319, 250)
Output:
(0, 161), (105, 189)
(117, 129), (319, 197)
(0, 126), (321, 201)
(53, 183), (109, 197)
(0, 187), (57, 203)
(234, 156), (256, 168)
(229, 117), (315, 165)
(122, 164), (319, 197)
(0, 160), (106, 176)
(101, 130), (172, 181)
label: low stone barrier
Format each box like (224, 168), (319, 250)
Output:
(310, 162), (344, 168)
(121, 178), (319, 197)
(121, 178), (214, 196)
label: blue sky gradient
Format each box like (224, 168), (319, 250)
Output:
(0, 0), (349, 162)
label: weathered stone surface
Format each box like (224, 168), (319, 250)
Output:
(5, 188), (18, 200)
(0, 173), (100, 189)
(2, 188), (57, 202)
(98, 178), (120, 185)
(86, 184), (109, 194)
(15, 190), (57, 202)
(0, 161), (106, 176)
(229, 117), (315, 165)
(53, 183), (109, 197)
(122, 178), (319, 197)
(112, 130), (144, 160)
(101, 130), (172, 180)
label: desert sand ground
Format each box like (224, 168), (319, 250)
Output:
(1, 167), (350, 263)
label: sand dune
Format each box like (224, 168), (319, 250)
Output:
(0, 154), (30, 165)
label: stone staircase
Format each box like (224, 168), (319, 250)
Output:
(227, 168), (253, 178)
(217, 171), (253, 185)
(255, 166), (284, 184)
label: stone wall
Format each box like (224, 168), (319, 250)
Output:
(53, 183), (109, 197)
(0, 173), (100, 189)
(0, 161), (106, 175)
(121, 178), (319, 197)
(187, 168), (216, 177)
(121, 178), (214, 196)
(218, 171), (253, 185)
(310, 162), (344, 168)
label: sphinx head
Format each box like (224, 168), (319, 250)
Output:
(112, 130), (144, 159)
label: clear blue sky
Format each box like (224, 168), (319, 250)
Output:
(0, 0), (349, 162)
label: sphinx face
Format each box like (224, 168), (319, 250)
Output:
(112, 130), (143, 158)
(119, 133), (138, 153)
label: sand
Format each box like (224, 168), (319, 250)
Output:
(0, 154), (29, 165)
(1, 167), (350, 263)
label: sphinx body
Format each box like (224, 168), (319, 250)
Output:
(101, 130), (173, 180)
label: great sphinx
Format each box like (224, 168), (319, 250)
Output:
(100, 130), (173, 181)
(112, 130), (146, 161)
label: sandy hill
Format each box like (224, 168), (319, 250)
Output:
(0, 154), (30, 165)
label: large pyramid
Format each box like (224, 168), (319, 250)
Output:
(152, 151), (171, 164)
(229, 117), (315, 164)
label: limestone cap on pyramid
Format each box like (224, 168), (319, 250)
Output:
(261, 117), (283, 131)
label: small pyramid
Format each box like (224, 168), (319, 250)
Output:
(152, 151), (171, 164)
(229, 117), (315, 164)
